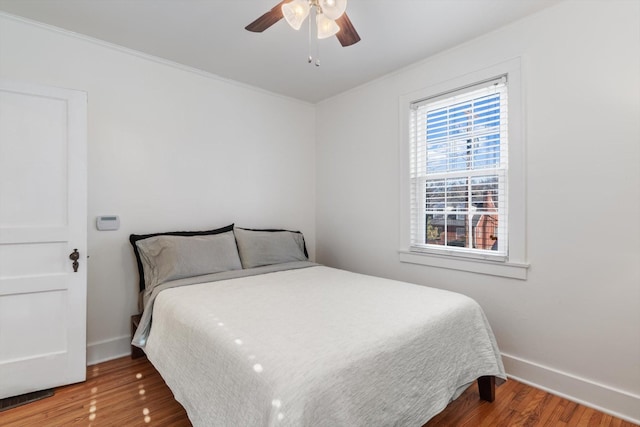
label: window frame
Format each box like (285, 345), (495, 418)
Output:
(399, 58), (528, 279)
(411, 75), (508, 260)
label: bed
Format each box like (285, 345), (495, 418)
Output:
(130, 225), (505, 426)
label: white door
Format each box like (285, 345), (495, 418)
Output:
(0, 79), (87, 399)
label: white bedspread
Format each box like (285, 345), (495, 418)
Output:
(144, 266), (505, 426)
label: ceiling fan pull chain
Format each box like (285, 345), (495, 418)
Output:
(308, 10), (313, 63)
(314, 5), (320, 67)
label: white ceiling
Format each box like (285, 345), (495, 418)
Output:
(0, 0), (561, 103)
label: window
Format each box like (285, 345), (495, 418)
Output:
(410, 76), (508, 259)
(399, 59), (528, 279)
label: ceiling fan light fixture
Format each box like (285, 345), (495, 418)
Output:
(316, 13), (340, 39)
(282, 0), (310, 30)
(246, 0), (360, 50)
(319, 0), (347, 20)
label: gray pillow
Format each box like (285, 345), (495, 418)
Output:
(234, 228), (308, 269)
(135, 230), (242, 291)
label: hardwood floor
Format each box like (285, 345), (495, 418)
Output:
(0, 356), (636, 426)
(0, 357), (190, 427)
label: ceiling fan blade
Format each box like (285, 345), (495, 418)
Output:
(245, 0), (291, 33)
(335, 13), (361, 46)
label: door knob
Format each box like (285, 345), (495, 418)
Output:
(69, 249), (79, 272)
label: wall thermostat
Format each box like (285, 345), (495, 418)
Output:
(96, 215), (120, 231)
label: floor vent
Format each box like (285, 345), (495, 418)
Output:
(0, 389), (54, 412)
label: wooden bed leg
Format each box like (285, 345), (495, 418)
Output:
(477, 376), (496, 402)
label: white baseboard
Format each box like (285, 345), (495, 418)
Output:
(86, 335), (131, 366)
(502, 352), (640, 425)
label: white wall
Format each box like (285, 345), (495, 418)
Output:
(0, 14), (316, 364)
(316, 0), (639, 423)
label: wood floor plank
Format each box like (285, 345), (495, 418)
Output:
(514, 387), (548, 426)
(561, 400), (582, 423)
(459, 381), (517, 426)
(568, 404), (589, 426)
(538, 393), (565, 426)
(0, 356), (637, 427)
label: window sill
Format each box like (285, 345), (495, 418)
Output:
(398, 250), (529, 280)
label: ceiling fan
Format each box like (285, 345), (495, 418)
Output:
(245, 0), (361, 47)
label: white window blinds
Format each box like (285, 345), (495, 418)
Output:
(409, 76), (508, 259)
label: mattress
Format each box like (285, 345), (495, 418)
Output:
(141, 264), (505, 426)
